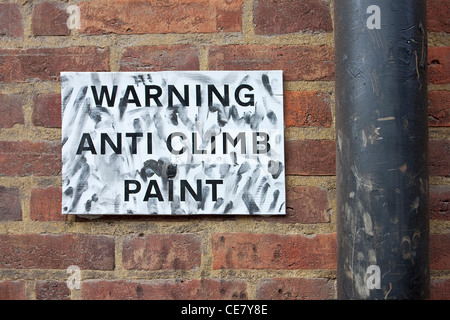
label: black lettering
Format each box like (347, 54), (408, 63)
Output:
(145, 85), (163, 107)
(223, 132), (246, 154)
(125, 132), (143, 154)
(208, 84), (229, 107)
(196, 84), (202, 106)
(124, 180), (141, 201)
(91, 85), (118, 107)
(168, 85), (189, 107)
(101, 133), (122, 154)
(181, 180), (202, 201)
(147, 132), (152, 154)
(76, 133), (97, 154)
(235, 84), (254, 106)
(167, 132), (187, 155)
(192, 132), (206, 154)
(206, 180), (223, 201)
(123, 85), (141, 107)
(253, 132), (270, 154)
(143, 180), (164, 201)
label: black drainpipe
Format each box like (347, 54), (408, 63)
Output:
(334, 0), (429, 299)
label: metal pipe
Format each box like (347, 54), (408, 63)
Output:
(334, 0), (429, 299)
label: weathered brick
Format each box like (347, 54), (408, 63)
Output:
(35, 280), (71, 300)
(430, 279), (450, 300)
(427, 0), (450, 33)
(30, 186), (65, 221)
(0, 280), (26, 300)
(79, 0), (243, 34)
(285, 186), (330, 223)
(257, 185), (331, 224)
(122, 234), (201, 270)
(0, 141), (61, 176)
(81, 279), (247, 300)
(0, 47), (109, 82)
(0, 4), (23, 37)
(254, 0), (332, 35)
(257, 278), (335, 300)
(428, 47), (450, 84)
(32, 2), (69, 36)
(0, 94), (25, 128)
(212, 233), (336, 269)
(430, 185), (450, 220)
(429, 140), (450, 177)
(0, 186), (22, 221)
(32, 93), (61, 128)
(428, 91), (450, 127)
(284, 91), (332, 128)
(0, 234), (115, 270)
(430, 233), (450, 270)
(285, 140), (336, 176)
(209, 45), (334, 81)
(120, 46), (200, 72)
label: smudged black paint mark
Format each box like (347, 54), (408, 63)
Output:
(119, 98), (127, 120)
(242, 192), (260, 214)
(269, 190), (280, 211)
(209, 104), (229, 127)
(262, 74), (273, 96)
(219, 164), (231, 178)
(267, 110), (277, 124)
(224, 201), (234, 214)
(88, 106), (110, 124)
(167, 163), (177, 178)
(213, 197), (224, 211)
(268, 160), (284, 179)
(71, 161), (90, 211)
(260, 182), (270, 206)
(199, 186), (209, 210)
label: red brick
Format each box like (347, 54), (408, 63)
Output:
(0, 47), (109, 82)
(212, 233), (336, 269)
(427, 0), (450, 33)
(208, 45), (334, 81)
(79, 0), (243, 34)
(120, 46), (200, 72)
(0, 4), (23, 37)
(0, 141), (61, 176)
(0, 234), (115, 270)
(36, 280), (71, 300)
(257, 185), (331, 224)
(429, 140), (450, 177)
(81, 279), (247, 300)
(32, 93), (61, 128)
(430, 279), (450, 300)
(0, 280), (26, 300)
(30, 186), (65, 221)
(0, 186), (22, 221)
(0, 94), (25, 128)
(428, 47), (450, 84)
(430, 233), (450, 270)
(254, 0), (332, 35)
(284, 91), (332, 128)
(257, 278), (335, 299)
(122, 234), (201, 270)
(32, 2), (69, 36)
(428, 91), (450, 127)
(286, 186), (330, 223)
(430, 186), (450, 220)
(285, 140), (336, 176)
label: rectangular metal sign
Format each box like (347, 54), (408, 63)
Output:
(61, 71), (285, 215)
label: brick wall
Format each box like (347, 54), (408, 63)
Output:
(0, 0), (448, 300)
